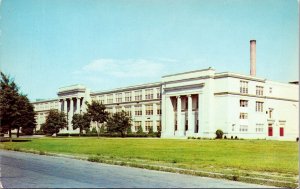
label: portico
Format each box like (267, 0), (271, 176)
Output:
(57, 85), (90, 133)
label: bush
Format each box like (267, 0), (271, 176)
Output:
(297, 137), (299, 142)
(215, 129), (224, 139)
(148, 127), (154, 134)
(197, 137), (201, 140)
(224, 135), (227, 139)
(231, 136), (233, 140)
(35, 130), (45, 135)
(187, 137), (192, 139)
(136, 126), (144, 134)
(235, 136), (238, 140)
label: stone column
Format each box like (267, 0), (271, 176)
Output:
(188, 94), (193, 134)
(177, 96), (183, 136)
(58, 100), (62, 112)
(69, 98), (74, 131)
(198, 93), (201, 133)
(76, 98), (80, 114)
(64, 99), (67, 114)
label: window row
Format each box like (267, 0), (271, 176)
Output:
(95, 88), (161, 104)
(134, 121), (161, 132)
(232, 123), (265, 133)
(106, 104), (161, 116)
(240, 100), (264, 112)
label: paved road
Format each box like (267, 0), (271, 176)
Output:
(0, 150), (270, 188)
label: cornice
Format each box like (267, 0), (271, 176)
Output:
(214, 92), (298, 102)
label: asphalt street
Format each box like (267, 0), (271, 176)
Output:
(0, 150), (271, 188)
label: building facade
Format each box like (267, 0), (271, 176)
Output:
(31, 67), (299, 140)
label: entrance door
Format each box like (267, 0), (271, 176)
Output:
(268, 124), (273, 136)
(279, 127), (284, 137)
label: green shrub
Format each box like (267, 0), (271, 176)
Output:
(148, 127), (153, 134)
(235, 136), (238, 140)
(224, 135), (227, 139)
(215, 129), (224, 139)
(136, 126), (144, 134)
(187, 137), (192, 139)
(197, 137), (201, 140)
(35, 130), (45, 135)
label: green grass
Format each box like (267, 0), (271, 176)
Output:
(1, 137), (298, 188)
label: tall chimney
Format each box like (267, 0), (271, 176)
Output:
(250, 40), (256, 76)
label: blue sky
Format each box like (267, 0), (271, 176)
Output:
(0, 0), (298, 101)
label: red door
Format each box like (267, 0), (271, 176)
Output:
(280, 127), (284, 137)
(268, 126), (273, 136)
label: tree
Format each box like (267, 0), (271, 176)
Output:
(72, 113), (91, 136)
(15, 95), (36, 137)
(0, 72), (36, 140)
(42, 109), (67, 136)
(215, 129), (224, 139)
(106, 111), (131, 137)
(86, 101), (109, 138)
(0, 72), (20, 140)
(126, 125), (132, 134)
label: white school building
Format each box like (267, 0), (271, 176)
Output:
(31, 40), (299, 140)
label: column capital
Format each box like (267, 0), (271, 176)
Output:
(187, 94), (192, 97)
(176, 95), (181, 99)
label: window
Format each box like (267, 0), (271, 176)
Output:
(125, 106), (131, 116)
(125, 92), (132, 102)
(145, 104), (153, 115)
(240, 125), (248, 132)
(255, 102), (264, 112)
(240, 100), (248, 107)
(134, 121), (142, 132)
(239, 113), (248, 119)
(99, 95), (105, 104)
(232, 124), (235, 132)
(255, 123), (264, 132)
(107, 94), (113, 104)
(156, 88), (161, 99)
(157, 121), (161, 131)
(240, 81), (248, 94)
(269, 87), (272, 94)
(116, 93), (122, 103)
(135, 105), (142, 116)
(256, 86), (264, 96)
(145, 121), (153, 132)
(134, 90), (142, 101)
(116, 106), (122, 113)
(145, 89), (153, 100)
(157, 104), (161, 115)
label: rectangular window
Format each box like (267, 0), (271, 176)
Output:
(255, 101), (264, 112)
(240, 81), (248, 94)
(145, 89), (153, 100)
(125, 92), (132, 102)
(269, 87), (272, 94)
(125, 106), (131, 116)
(239, 125), (248, 132)
(145, 104), (153, 115)
(116, 93), (122, 103)
(134, 90), (142, 101)
(240, 100), (248, 107)
(135, 105), (142, 116)
(145, 121), (153, 132)
(268, 124), (273, 136)
(255, 123), (264, 132)
(107, 94), (113, 104)
(99, 95), (105, 104)
(239, 113), (248, 119)
(256, 86), (264, 96)
(134, 121), (142, 132)
(156, 121), (161, 131)
(156, 88), (161, 99)
(157, 104), (161, 115)
(116, 106), (122, 113)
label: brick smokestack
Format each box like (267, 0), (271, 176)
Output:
(250, 40), (256, 76)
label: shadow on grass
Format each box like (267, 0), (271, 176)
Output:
(0, 138), (31, 142)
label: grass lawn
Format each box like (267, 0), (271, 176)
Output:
(0, 137), (298, 187)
